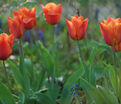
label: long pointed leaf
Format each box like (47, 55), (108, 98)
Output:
(0, 82), (15, 104)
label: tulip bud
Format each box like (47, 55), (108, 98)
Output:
(99, 17), (121, 46)
(13, 7), (36, 29)
(0, 33), (14, 60)
(66, 15), (88, 40)
(41, 3), (62, 25)
(8, 15), (24, 39)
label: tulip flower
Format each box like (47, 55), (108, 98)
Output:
(0, 33), (14, 60)
(111, 43), (121, 52)
(8, 15), (24, 39)
(40, 3), (62, 25)
(99, 17), (121, 46)
(65, 15), (88, 40)
(13, 7), (36, 29)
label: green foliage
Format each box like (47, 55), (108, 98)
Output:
(80, 77), (119, 104)
(61, 69), (83, 104)
(0, 0), (121, 104)
(38, 41), (55, 78)
(0, 82), (15, 104)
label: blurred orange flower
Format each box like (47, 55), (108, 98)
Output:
(0, 33), (14, 60)
(66, 15), (88, 40)
(40, 3), (62, 25)
(13, 7), (36, 29)
(99, 17), (121, 46)
(8, 15), (24, 39)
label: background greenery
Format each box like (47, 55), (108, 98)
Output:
(0, 0), (121, 104)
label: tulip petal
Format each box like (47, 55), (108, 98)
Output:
(45, 2), (57, 9)
(13, 11), (17, 16)
(56, 4), (62, 13)
(102, 19), (107, 24)
(8, 34), (14, 48)
(74, 15), (78, 18)
(0, 33), (13, 60)
(8, 15), (24, 39)
(30, 7), (36, 17)
(66, 19), (76, 40)
(78, 16), (83, 21)
(76, 18), (88, 40)
(99, 22), (114, 46)
(115, 23), (121, 44)
(107, 17), (113, 23)
(40, 4), (48, 14)
(14, 7), (36, 29)
(40, 4), (44, 9)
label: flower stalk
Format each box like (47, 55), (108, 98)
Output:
(113, 46), (118, 97)
(77, 41), (81, 57)
(3, 61), (9, 87)
(19, 39), (24, 74)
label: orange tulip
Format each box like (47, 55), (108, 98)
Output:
(8, 15), (24, 39)
(99, 17), (121, 46)
(0, 33), (14, 60)
(40, 3), (62, 25)
(65, 15), (88, 40)
(13, 7), (36, 29)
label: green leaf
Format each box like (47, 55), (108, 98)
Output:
(8, 60), (24, 88)
(88, 48), (96, 86)
(88, 48), (96, 65)
(80, 77), (119, 104)
(8, 60), (30, 99)
(35, 93), (54, 104)
(87, 40), (111, 54)
(79, 57), (88, 80)
(98, 86), (119, 104)
(60, 69), (83, 104)
(18, 92), (25, 104)
(38, 41), (54, 77)
(33, 67), (46, 91)
(108, 65), (116, 91)
(46, 81), (60, 104)
(0, 82), (15, 104)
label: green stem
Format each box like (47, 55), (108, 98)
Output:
(118, 53), (121, 104)
(52, 25), (57, 43)
(29, 30), (34, 47)
(29, 30), (35, 84)
(77, 41), (81, 57)
(117, 53), (120, 69)
(3, 61), (9, 87)
(19, 39), (24, 74)
(113, 46), (118, 96)
(51, 25), (57, 80)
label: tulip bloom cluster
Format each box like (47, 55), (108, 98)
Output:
(1, 2), (121, 61)
(13, 7), (36, 29)
(0, 7), (36, 60)
(8, 7), (36, 39)
(40, 3), (88, 41)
